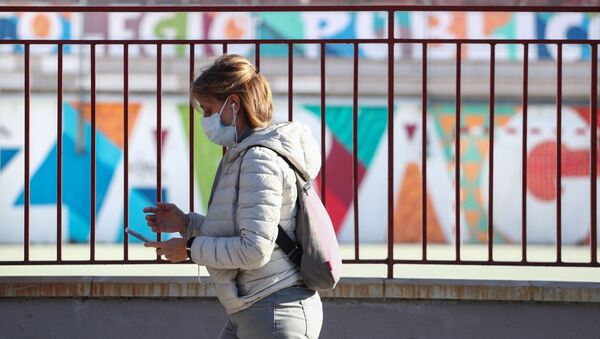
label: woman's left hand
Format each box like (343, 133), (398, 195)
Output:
(144, 238), (188, 263)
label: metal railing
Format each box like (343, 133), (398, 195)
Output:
(0, 5), (599, 279)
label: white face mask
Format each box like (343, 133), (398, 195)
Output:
(201, 97), (238, 147)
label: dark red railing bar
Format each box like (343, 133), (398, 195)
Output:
(455, 43), (461, 261)
(422, 42), (428, 261)
(123, 43), (130, 261)
(591, 43), (598, 264)
(3, 5), (598, 13)
(522, 43), (529, 263)
(386, 10), (395, 278)
(556, 43), (562, 263)
(255, 43), (260, 71)
(488, 43), (495, 262)
(352, 42), (360, 260)
(3, 258), (600, 267)
(90, 43), (97, 261)
(2, 38), (599, 46)
(189, 44), (195, 213)
(57, 43), (63, 261)
(288, 43), (293, 122)
(320, 42), (327, 206)
(156, 44), (163, 251)
(222, 44), (228, 156)
(23, 43), (30, 262)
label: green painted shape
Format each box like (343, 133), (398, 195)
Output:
(154, 13), (187, 56)
(463, 137), (482, 162)
(257, 12), (306, 56)
(304, 104), (387, 166)
(257, 12), (304, 39)
(357, 106), (388, 166)
(178, 104), (223, 211)
(462, 190), (479, 210)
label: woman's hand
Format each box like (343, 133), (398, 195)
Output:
(143, 202), (186, 234)
(144, 238), (188, 263)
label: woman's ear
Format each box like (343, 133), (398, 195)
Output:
(229, 94), (240, 113)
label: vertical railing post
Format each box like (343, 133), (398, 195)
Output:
(255, 43), (260, 71)
(387, 10), (395, 278)
(422, 42), (428, 261)
(455, 43), (462, 262)
(522, 43), (529, 263)
(591, 43), (598, 264)
(124, 43), (129, 261)
(288, 43), (293, 122)
(320, 42), (327, 205)
(24, 43), (30, 262)
(57, 43), (63, 262)
(556, 43), (563, 263)
(189, 43), (195, 213)
(90, 43), (97, 262)
(353, 42), (360, 260)
(488, 43), (496, 262)
(156, 43), (163, 252)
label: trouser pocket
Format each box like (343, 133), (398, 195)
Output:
(301, 293), (323, 339)
(229, 302), (274, 339)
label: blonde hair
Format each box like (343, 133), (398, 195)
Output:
(191, 54), (273, 128)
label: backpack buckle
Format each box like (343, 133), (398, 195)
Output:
(302, 182), (311, 193)
(287, 246), (303, 266)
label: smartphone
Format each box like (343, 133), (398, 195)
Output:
(125, 227), (152, 243)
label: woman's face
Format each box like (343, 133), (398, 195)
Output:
(199, 96), (235, 126)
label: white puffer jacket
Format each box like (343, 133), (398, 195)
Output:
(182, 121), (321, 314)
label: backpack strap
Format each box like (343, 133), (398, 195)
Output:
(244, 144), (304, 267)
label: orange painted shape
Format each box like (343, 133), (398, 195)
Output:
(440, 115), (455, 135)
(463, 163), (480, 183)
(428, 15), (440, 28)
(33, 14), (51, 38)
(80, 102), (142, 149)
(460, 187), (466, 202)
(226, 18), (244, 39)
(465, 115), (485, 128)
(477, 139), (489, 158)
(483, 12), (512, 36)
(474, 189), (484, 207)
(394, 162), (446, 243)
(465, 210), (481, 228)
(449, 13), (467, 39)
(495, 116), (511, 127)
(460, 139), (469, 154)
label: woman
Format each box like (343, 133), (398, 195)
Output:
(143, 54), (323, 339)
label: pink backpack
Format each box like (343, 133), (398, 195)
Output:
(243, 145), (342, 291)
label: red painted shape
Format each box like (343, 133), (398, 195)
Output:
(405, 124), (417, 140)
(527, 141), (600, 201)
(153, 129), (169, 153)
(314, 139), (367, 235)
(573, 106), (600, 129)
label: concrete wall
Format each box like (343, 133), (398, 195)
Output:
(2, 277), (600, 338)
(2, 297), (600, 339)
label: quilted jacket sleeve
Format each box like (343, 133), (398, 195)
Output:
(180, 212), (206, 238)
(189, 147), (282, 270)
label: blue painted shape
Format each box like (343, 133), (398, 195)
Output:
(0, 17), (17, 40)
(124, 188), (169, 243)
(15, 103), (123, 243)
(0, 148), (19, 170)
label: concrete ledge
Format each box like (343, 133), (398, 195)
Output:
(1, 277), (600, 303)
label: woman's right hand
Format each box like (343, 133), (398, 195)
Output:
(143, 202), (187, 234)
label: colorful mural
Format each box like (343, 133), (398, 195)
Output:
(0, 11), (597, 60)
(1, 96), (598, 245)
